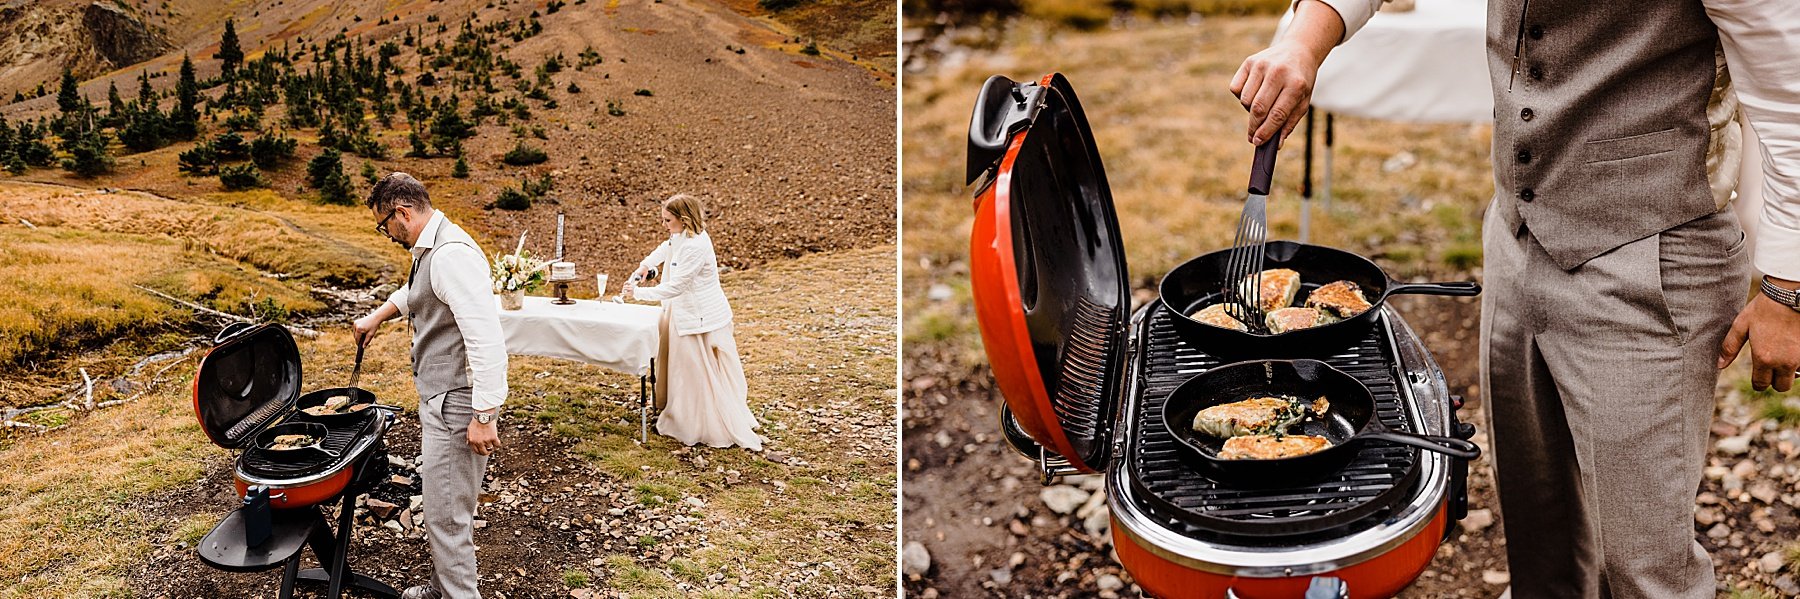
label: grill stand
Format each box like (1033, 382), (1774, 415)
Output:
(199, 447), (398, 599)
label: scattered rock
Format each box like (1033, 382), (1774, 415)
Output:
(1460, 508), (1494, 534)
(1481, 570), (1510, 586)
(1097, 574), (1124, 591)
(1717, 434), (1752, 456)
(1040, 485), (1090, 515)
(1749, 482), (1780, 504)
(1760, 551), (1786, 574)
(1774, 575), (1799, 596)
(1706, 523), (1730, 539)
(902, 541), (931, 577)
(366, 498), (401, 519)
(927, 284), (953, 302)
(988, 568), (1012, 585)
(1694, 507), (1722, 526)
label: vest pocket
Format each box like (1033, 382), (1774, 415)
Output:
(1584, 128), (1676, 164)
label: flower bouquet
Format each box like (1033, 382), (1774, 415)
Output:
(492, 233), (549, 310)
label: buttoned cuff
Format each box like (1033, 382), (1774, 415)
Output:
(471, 388), (506, 412)
(1755, 220), (1800, 281)
(1305, 0), (1377, 44)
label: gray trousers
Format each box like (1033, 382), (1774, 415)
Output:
(420, 387), (489, 599)
(1480, 202), (1749, 599)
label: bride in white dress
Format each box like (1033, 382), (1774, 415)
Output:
(624, 194), (762, 450)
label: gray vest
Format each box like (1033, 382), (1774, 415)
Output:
(1487, 0), (1720, 270)
(408, 218), (479, 401)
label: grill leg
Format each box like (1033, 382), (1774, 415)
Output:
(296, 498), (400, 599)
(279, 553), (300, 599)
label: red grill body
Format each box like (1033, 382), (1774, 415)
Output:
(967, 73), (1476, 598)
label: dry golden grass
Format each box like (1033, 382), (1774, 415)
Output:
(0, 181), (405, 408)
(902, 17), (1495, 359)
(0, 245), (897, 597)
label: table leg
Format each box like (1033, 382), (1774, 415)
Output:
(1323, 112), (1335, 212)
(1301, 108), (1314, 243)
(641, 359), (652, 443)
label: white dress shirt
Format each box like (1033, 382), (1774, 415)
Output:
(1307, 0), (1800, 280)
(386, 210), (510, 411)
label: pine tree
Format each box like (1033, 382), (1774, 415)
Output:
(119, 70), (167, 152)
(55, 67), (85, 135)
(105, 81), (125, 128)
(428, 96), (471, 156)
(307, 148), (355, 205)
(5, 151), (24, 176)
(451, 154), (469, 178)
(60, 112), (112, 177)
(170, 54), (201, 139)
(217, 19), (244, 78)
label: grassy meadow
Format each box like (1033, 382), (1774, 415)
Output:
(0, 240), (897, 597)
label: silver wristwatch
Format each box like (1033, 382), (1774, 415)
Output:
(474, 411), (498, 425)
(1762, 276), (1800, 312)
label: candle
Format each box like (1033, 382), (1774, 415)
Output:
(555, 212), (566, 261)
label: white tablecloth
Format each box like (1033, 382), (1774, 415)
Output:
(1278, 0), (1492, 123)
(494, 295), (662, 375)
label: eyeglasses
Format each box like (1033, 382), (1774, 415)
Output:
(375, 207), (401, 238)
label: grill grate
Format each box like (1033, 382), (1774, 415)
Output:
(1053, 297), (1119, 465)
(240, 412), (377, 479)
(1126, 303), (1421, 541)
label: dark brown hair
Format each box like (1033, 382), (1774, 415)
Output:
(366, 172), (432, 212)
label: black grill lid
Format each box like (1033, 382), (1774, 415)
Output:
(193, 323), (302, 449)
(967, 73), (1129, 471)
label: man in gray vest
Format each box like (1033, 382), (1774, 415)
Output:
(353, 173), (508, 599)
(1234, 1), (1800, 597)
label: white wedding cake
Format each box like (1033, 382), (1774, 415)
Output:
(550, 261), (576, 280)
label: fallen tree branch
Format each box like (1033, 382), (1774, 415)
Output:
(132, 284), (319, 338)
(18, 218), (34, 229)
(80, 368), (94, 410)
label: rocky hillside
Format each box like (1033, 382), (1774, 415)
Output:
(0, 0), (894, 296)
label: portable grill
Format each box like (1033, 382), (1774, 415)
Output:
(191, 322), (400, 599)
(969, 73), (1477, 598)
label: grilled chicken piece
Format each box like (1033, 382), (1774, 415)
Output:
(1305, 280), (1374, 318)
(269, 434), (317, 450)
(1192, 397), (1306, 439)
(1237, 268), (1301, 312)
(1310, 396), (1330, 417)
(1190, 303), (1249, 332)
(1218, 434), (1334, 460)
(302, 405), (337, 417)
(1265, 307), (1341, 333)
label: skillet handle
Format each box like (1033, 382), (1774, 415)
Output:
(1387, 281), (1481, 297)
(1362, 431), (1482, 460)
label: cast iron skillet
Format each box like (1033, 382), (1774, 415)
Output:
(293, 387), (386, 426)
(1158, 241), (1479, 358)
(253, 421), (339, 461)
(1160, 359), (1480, 486)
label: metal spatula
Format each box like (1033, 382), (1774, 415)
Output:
(1222, 140), (1279, 332)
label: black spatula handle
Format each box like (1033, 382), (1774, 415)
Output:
(1248, 139), (1279, 196)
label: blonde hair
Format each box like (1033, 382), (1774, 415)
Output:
(662, 193), (706, 235)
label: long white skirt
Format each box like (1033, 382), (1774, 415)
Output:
(654, 308), (762, 450)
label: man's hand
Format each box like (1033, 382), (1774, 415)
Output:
(353, 313), (384, 348)
(1719, 280), (1800, 392)
(467, 413), (500, 456)
(1230, 0), (1344, 146)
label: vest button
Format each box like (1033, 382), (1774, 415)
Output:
(1519, 188), (1536, 202)
(1520, 108), (1534, 122)
(1528, 66), (1544, 81)
(1528, 24), (1543, 40)
(1517, 149), (1532, 164)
